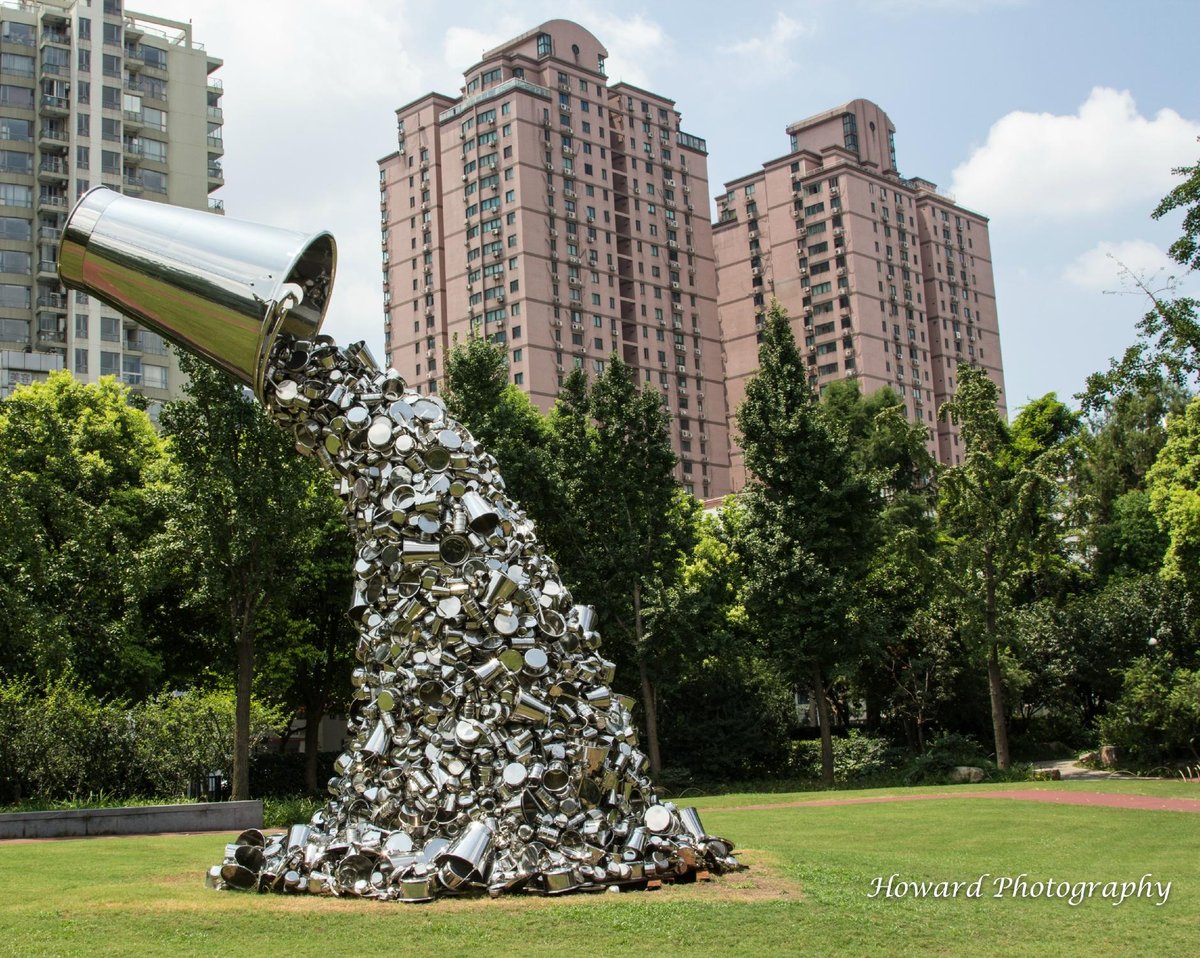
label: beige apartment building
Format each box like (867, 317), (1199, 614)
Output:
(715, 99), (1006, 483)
(0, 0), (223, 404)
(378, 20), (732, 498)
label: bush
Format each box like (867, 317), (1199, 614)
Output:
(1099, 655), (1200, 768)
(132, 689), (287, 798)
(0, 675), (138, 803)
(789, 732), (904, 782)
(0, 679), (287, 803)
(899, 732), (993, 785)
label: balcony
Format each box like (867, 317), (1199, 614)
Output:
(122, 173), (143, 194)
(208, 198), (224, 215)
(37, 127), (68, 150)
(37, 192), (67, 209)
(123, 109), (143, 129)
(38, 93), (69, 116)
(122, 138), (143, 159)
(36, 292), (66, 312)
(37, 327), (66, 345)
(37, 258), (58, 278)
(207, 106), (222, 121)
(206, 135), (223, 154)
(37, 157), (67, 183)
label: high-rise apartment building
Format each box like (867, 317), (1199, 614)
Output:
(0, 0), (223, 404)
(714, 99), (1006, 483)
(378, 20), (732, 498)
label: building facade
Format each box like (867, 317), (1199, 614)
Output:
(0, 0), (223, 405)
(378, 20), (732, 498)
(714, 99), (1006, 483)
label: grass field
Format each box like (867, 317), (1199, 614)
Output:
(1, 781), (1196, 958)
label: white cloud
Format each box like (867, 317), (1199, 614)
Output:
(721, 12), (812, 74)
(565, 5), (669, 89)
(1062, 240), (1178, 293)
(951, 88), (1200, 219)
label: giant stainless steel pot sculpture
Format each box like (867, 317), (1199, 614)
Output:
(59, 188), (741, 901)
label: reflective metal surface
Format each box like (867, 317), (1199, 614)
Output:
(57, 187), (335, 400)
(54, 191), (743, 902)
(200, 333), (742, 900)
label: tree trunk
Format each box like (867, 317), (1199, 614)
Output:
(232, 610), (255, 801)
(632, 582), (661, 777)
(811, 664), (835, 787)
(984, 552), (1010, 770)
(303, 699), (323, 795)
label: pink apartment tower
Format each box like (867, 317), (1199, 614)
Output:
(378, 20), (732, 498)
(714, 99), (1007, 486)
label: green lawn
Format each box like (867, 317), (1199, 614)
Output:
(1, 781), (1196, 958)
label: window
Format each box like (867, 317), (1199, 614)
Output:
(0, 84), (32, 107)
(0, 53), (33, 77)
(536, 32), (552, 56)
(0, 183), (31, 207)
(0, 150), (30, 174)
(100, 316), (121, 342)
(100, 351), (120, 377)
(143, 364), (167, 389)
(101, 117), (121, 141)
(0, 249), (30, 274)
(0, 22), (34, 45)
(0, 117), (31, 141)
(102, 22), (122, 46)
(0, 283), (30, 308)
(0, 216), (29, 240)
(74, 348), (88, 374)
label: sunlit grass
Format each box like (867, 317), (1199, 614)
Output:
(1, 781), (1196, 958)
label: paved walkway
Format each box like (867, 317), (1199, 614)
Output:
(715, 789), (1200, 814)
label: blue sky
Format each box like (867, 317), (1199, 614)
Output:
(147, 0), (1200, 413)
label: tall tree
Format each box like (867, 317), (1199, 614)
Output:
(253, 473), (356, 793)
(0, 372), (170, 697)
(1147, 393), (1200, 600)
(542, 360), (686, 777)
(158, 354), (314, 800)
(443, 335), (557, 520)
(938, 369), (1072, 768)
(735, 303), (877, 785)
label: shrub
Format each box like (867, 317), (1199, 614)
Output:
(1099, 655), (1200, 768)
(132, 689), (287, 798)
(789, 732), (903, 782)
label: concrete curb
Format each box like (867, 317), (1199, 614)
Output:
(0, 800), (263, 839)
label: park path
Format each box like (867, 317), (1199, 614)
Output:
(708, 789), (1200, 814)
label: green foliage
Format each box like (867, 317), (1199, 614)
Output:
(0, 674), (138, 803)
(0, 372), (171, 697)
(789, 732), (901, 783)
(132, 688), (286, 798)
(1147, 393), (1200, 594)
(0, 678), (285, 803)
(938, 370), (1073, 767)
(157, 353), (321, 800)
(443, 335), (557, 517)
(262, 794), (325, 829)
(1099, 655), (1200, 767)
(735, 304), (878, 681)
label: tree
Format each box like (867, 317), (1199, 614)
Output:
(253, 473), (355, 793)
(540, 360), (687, 777)
(1147, 393), (1200, 598)
(938, 370), (1072, 768)
(0, 372), (170, 697)
(443, 335), (558, 520)
(820, 379), (942, 739)
(735, 303), (877, 785)
(157, 354), (318, 800)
